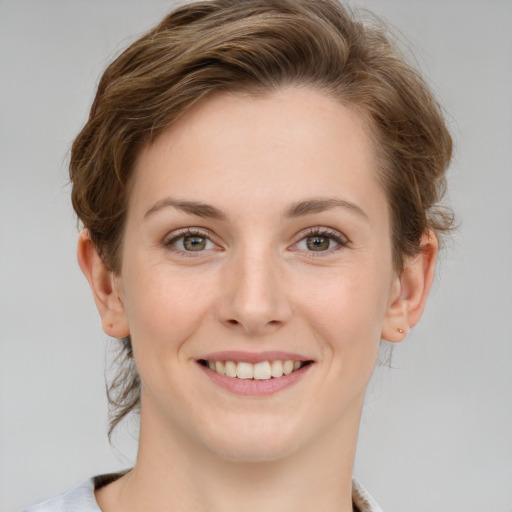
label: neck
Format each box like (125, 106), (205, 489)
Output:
(98, 398), (363, 512)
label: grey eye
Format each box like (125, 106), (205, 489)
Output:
(182, 235), (208, 251)
(306, 236), (331, 251)
(168, 233), (216, 252)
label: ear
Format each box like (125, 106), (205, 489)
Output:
(381, 230), (438, 342)
(77, 229), (130, 338)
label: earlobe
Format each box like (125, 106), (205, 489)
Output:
(381, 230), (438, 343)
(77, 230), (130, 338)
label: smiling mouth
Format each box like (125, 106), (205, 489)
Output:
(198, 359), (312, 380)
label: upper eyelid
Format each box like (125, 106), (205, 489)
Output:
(163, 229), (221, 257)
(162, 226), (349, 250)
(294, 226), (349, 243)
(164, 227), (215, 243)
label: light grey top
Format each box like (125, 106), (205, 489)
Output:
(24, 478), (100, 512)
(24, 475), (383, 512)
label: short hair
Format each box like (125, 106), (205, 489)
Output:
(70, 0), (453, 435)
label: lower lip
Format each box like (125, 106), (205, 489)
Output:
(199, 363), (312, 396)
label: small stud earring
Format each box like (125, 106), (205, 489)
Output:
(397, 328), (404, 334)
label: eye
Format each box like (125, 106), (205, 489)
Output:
(293, 228), (348, 253)
(165, 229), (217, 253)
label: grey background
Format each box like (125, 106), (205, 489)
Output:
(1, 1), (511, 511)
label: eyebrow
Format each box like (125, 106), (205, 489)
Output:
(284, 197), (369, 221)
(144, 198), (226, 220)
(143, 196), (368, 222)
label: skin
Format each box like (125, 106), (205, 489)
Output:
(78, 87), (437, 512)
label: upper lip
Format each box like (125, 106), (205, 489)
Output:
(198, 351), (313, 364)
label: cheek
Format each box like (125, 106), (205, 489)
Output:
(298, 266), (390, 330)
(121, 264), (217, 355)
(294, 265), (390, 368)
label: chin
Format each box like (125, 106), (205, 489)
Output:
(209, 438), (298, 463)
(199, 416), (305, 463)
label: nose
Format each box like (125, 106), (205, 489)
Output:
(216, 247), (292, 336)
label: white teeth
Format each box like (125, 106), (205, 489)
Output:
(283, 360), (294, 375)
(253, 361), (271, 380)
(236, 362), (253, 379)
(270, 360), (284, 378)
(206, 359), (306, 380)
(215, 361), (226, 375)
(225, 360), (237, 378)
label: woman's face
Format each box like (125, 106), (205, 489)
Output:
(115, 87), (401, 461)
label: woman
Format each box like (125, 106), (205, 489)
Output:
(26, 0), (452, 511)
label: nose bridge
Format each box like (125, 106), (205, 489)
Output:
(218, 241), (291, 334)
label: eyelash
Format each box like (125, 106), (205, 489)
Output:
(292, 227), (349, 256)
(163, 227), (349, 256)
(163, 228), (218, 257)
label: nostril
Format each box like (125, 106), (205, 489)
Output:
(228, 319), (239, 325)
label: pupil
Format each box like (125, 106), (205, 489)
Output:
(307, 236), (329, 251)
(184, 236), (206, 251)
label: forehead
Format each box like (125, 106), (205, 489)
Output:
(129, 87), (386, 224)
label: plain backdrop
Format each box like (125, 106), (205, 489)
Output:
(1, 1), (511, 511)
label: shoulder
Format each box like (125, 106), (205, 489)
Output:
(352, 479), (384, 512)
(24, 474), (381, 512)
(23, 478), (100, 512)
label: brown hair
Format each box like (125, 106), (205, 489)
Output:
(70, 0), (453, 435)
